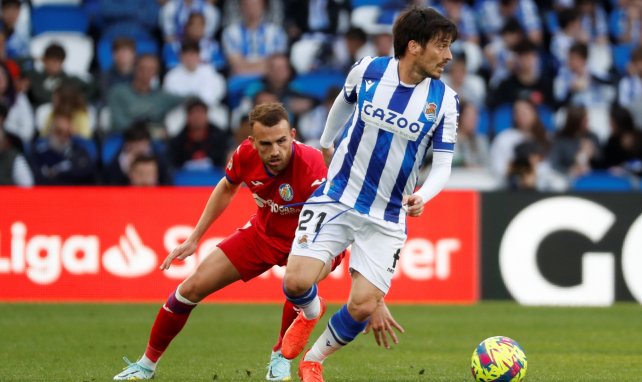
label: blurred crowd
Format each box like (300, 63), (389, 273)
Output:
(0, 0), (641, 191)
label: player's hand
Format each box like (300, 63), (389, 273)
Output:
(363, 300), (405, 349)
(160, 240), (198, 270)
(321, 145), (335, 167)
(402, 194), (424, 217)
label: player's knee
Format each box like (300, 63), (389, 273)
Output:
(178, 278), (206, 303)
(283, 272), (312, 297)
(347, 298), (378, 322)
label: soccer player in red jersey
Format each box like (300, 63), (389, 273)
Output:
(113, 103), (402, 381)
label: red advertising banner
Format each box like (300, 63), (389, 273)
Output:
(0, 187), (478, 303)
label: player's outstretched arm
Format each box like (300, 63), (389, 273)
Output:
(363, 299), (405, 349)
(161, 177), (240, 270)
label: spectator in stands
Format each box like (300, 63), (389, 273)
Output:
(577, 0), (610, 45)
(163, 41), (225, 107)
(42, 83), (92, 139)
(488, 39), (555, 109)
(163, 12), (225, 71)
(372, 29), (394, 58)
(490, 98), (550, 179)
(452, 101), (490, 168)
(484, 17), (525, 88)
(618, 46), (642, 108)
(100, 37), (136, 98)
(332, 27), (372, 74)
(0, 104), (32, 186)
(221, 0), (284, 28)
(297, 86), (341, 147)
(554, 42), (615, 107)
(283, 0), (349, 41)
(30, 109), (96, 185)
(602, 106), (642, 176)
(610, 0), (641, 45)
(442, 53), (486, 108)
(127, 154), (160, 187)
(478, 0), (543, 45)
(103, 122), (170, 185)
(0, 0), (28, 60)
(222, 0), (288, 76)
(506, 141), (566, 191)
(550, 8), (584, 68)
(168, 98), (231, 170)
(549, 106), (600, 178)
(27, 43), (93, 108)
(160, 0), (220, 42)
(433, 0), (479, 44)
(0, 29), (21, 82)
(0, 62), (33, 146)
(107, 54), (184, 136)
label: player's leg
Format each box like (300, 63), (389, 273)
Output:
(114, 247), (241, 380)
(281, 199), (352, 360)
(298, 215), (405, 382)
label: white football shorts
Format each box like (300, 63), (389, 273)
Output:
(291, 194), (407, 294)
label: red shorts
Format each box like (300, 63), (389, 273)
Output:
(217, 224), (345, 282)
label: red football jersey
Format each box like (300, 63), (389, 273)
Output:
(225, 140), (327, 253)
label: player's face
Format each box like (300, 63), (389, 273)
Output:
(415, 36), (453, 80)
(250, 119), (295, 174)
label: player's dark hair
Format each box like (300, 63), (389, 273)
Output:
(249, 102), (289, 128)
(393, 7), (458, 59)
(112, 37), (136, 52)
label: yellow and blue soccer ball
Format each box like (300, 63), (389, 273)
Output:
(470, 336), (527, 382)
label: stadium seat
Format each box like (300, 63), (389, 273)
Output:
(30, 33), (94, 77)
(350, 6), (380, 34)
(97, 36), (158, 71)
(491, 103), (556, 136)
(290, 71), (346, 101)
(613, 43), (633, 75)
(227, 75), (262, 109)
(572, 171), (636, 191)
(173, 168), (225, 186)
(31, 5), (88, 35)
(351, 0), (389, 7)
(477, 106), (490, 136)
(101, 134), (123, 165)
(290, 39), (323, 74)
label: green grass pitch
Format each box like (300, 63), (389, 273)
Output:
(1, 302), (640, 381)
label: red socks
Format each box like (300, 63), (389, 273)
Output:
(145, 290), (197, 362)
(272, 299), (298, 353)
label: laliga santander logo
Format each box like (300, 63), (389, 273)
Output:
(0, 223), (159, 285)
(0, 221), (462, 286)
(102, 225), (157, 277)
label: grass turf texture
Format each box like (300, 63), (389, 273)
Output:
(0, 302), (640, 381)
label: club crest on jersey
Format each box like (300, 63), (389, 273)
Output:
(226, 159), (233, 170)
(279, 183), (294, 201)
(424, 102), (437, 122)
(298, 234), (309, 248)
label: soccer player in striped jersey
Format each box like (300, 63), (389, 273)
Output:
(280, 7), (459, 381)
(113, 103), (401, 381)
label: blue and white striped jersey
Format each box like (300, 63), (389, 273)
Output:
(321, 56), (459, 223)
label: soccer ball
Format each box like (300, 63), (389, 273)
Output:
(470, 336), (527, 382)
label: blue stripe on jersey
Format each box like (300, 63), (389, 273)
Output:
(384, 79), (446, 222)
(328, 57), (391, 201)
(355, 84), (415, 215)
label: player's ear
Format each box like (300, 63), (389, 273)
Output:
(248, 134), (256, 147)
(408, 40), (421, 56)
(290, 128), (296, 139)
